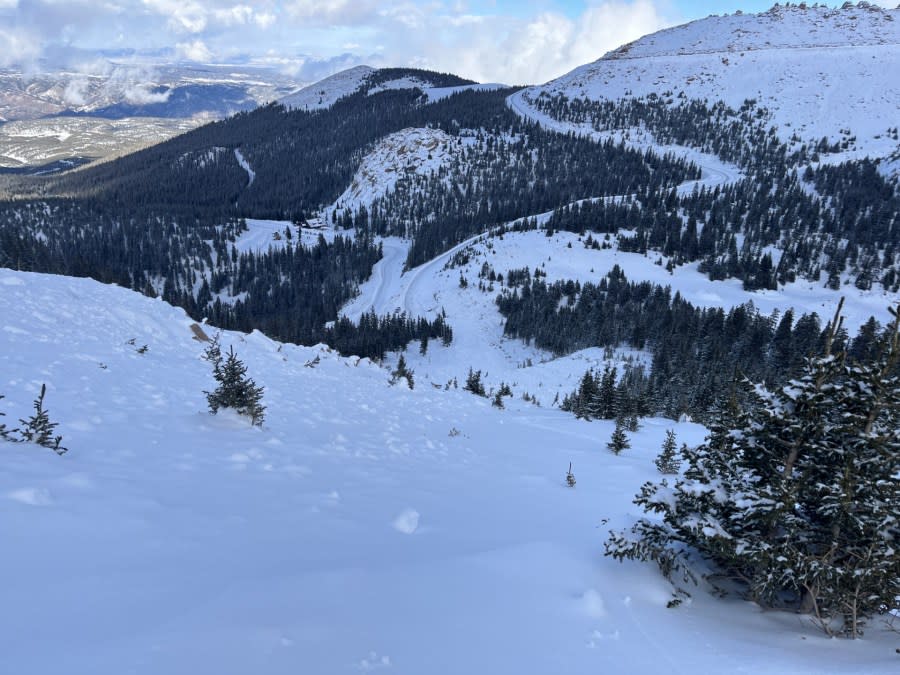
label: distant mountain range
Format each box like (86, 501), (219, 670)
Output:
(0, 62), (303, 122)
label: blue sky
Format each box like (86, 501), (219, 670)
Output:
(0, 1), (892, 84)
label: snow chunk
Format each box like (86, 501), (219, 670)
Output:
(7, 487), (53, 506)
(580, 589), (607, 618)
(391, 508), (420, 534)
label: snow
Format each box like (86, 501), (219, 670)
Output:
(328, 127), (465, 215)
(3, 7), (900, 672)
(391, 508), (420, 535)
(342, 222), (897, 408)
(367, 75), (432, 95)
(2, 269), (900, 673)
(234, 148), (255, 186)
(508, 88), (745, 192)
(280, 66), (503, 112)
(521, 4), (900, 166)
(279, 66), (375, 110)
(233, 219), (336, 255)
(422, 83), (508, 102)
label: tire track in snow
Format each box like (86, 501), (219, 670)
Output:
(400, 232), (488, 317)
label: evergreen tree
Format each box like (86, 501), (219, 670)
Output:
(492, 389), (505, 409)
(17, 384), (68, 455)
(204, 340), (266, 426)
(391, 354), (414, 389)
(598, 364), (618, 418)
(625, 412), (640, 432)
(606, 300), (900, 638)
(607, 418), (630, 455)
(655, 429), (680, 474)
(566, 369), (600, 419)
(464, 368), (486, 397)
(0, 394), (8, 441)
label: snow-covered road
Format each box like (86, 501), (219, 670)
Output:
(506, 89), (744, 192)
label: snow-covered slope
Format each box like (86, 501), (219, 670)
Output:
(279, 65), (375, 110)
(421, 82), (508, 102)
(4, 268), (900, 674)
(280, 66), (496, 111)
(341, 220), (898, 407)
(521, 3), (900, 162)
(329, 127), (465, 214)
(0, 116), (204, 169)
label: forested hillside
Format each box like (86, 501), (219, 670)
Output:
(1, 59), (898, 409)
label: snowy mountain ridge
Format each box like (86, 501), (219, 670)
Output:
(279, 66), (491, 111)
(523, 3), (900, 166)
(610, 3), (899, 58)
(279, 65), (376, 110)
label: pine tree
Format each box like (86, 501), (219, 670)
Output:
(391, 354), (414, 389)
(0, 394), (10, 441)
(655, 429), (680, 474)
(492, 389), (504, 408)
(606, 300), (900, 638)
(598, 364), (618, 418)
(625, 412), (640, 432)
(204, 341), (266, 427)
(464, 368), (486, 396)
(607, 418), (630, 455)
(17, 384), (68, 455)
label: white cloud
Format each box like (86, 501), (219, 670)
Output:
(213, 5), (252, 26)
(142, 0), (208, 33)
(122, 82), (171, 104)
(176, 39), (214, 62)
(0, 28), (40, 67)
(388, 0), (674, 84)
(63, 77), (89, 106)
(0, 0), (680, 84)
(285, 0), (379, 26)
(254, 11), (275, 29)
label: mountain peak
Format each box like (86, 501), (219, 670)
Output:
(527, 2), (900, 166)
(280, 66), (476, 111)
(608, 2), (899, 61)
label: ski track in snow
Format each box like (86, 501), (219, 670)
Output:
(507, 89), (745, 191)
(234, 148), (255, 186)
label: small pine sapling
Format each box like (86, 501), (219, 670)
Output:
(464, 368), (486, 397)
(0, 394), (9, 440)
(566, 462), (576, 487)
(391, 354), (414, 389)
(655, 429), (681, 474)
(17, 384), (68, 455)
(607, 417), (630, 455)
(626, 412), (640, 432)
(204, 337), (266, 427)
(492, 389), (504, 408)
